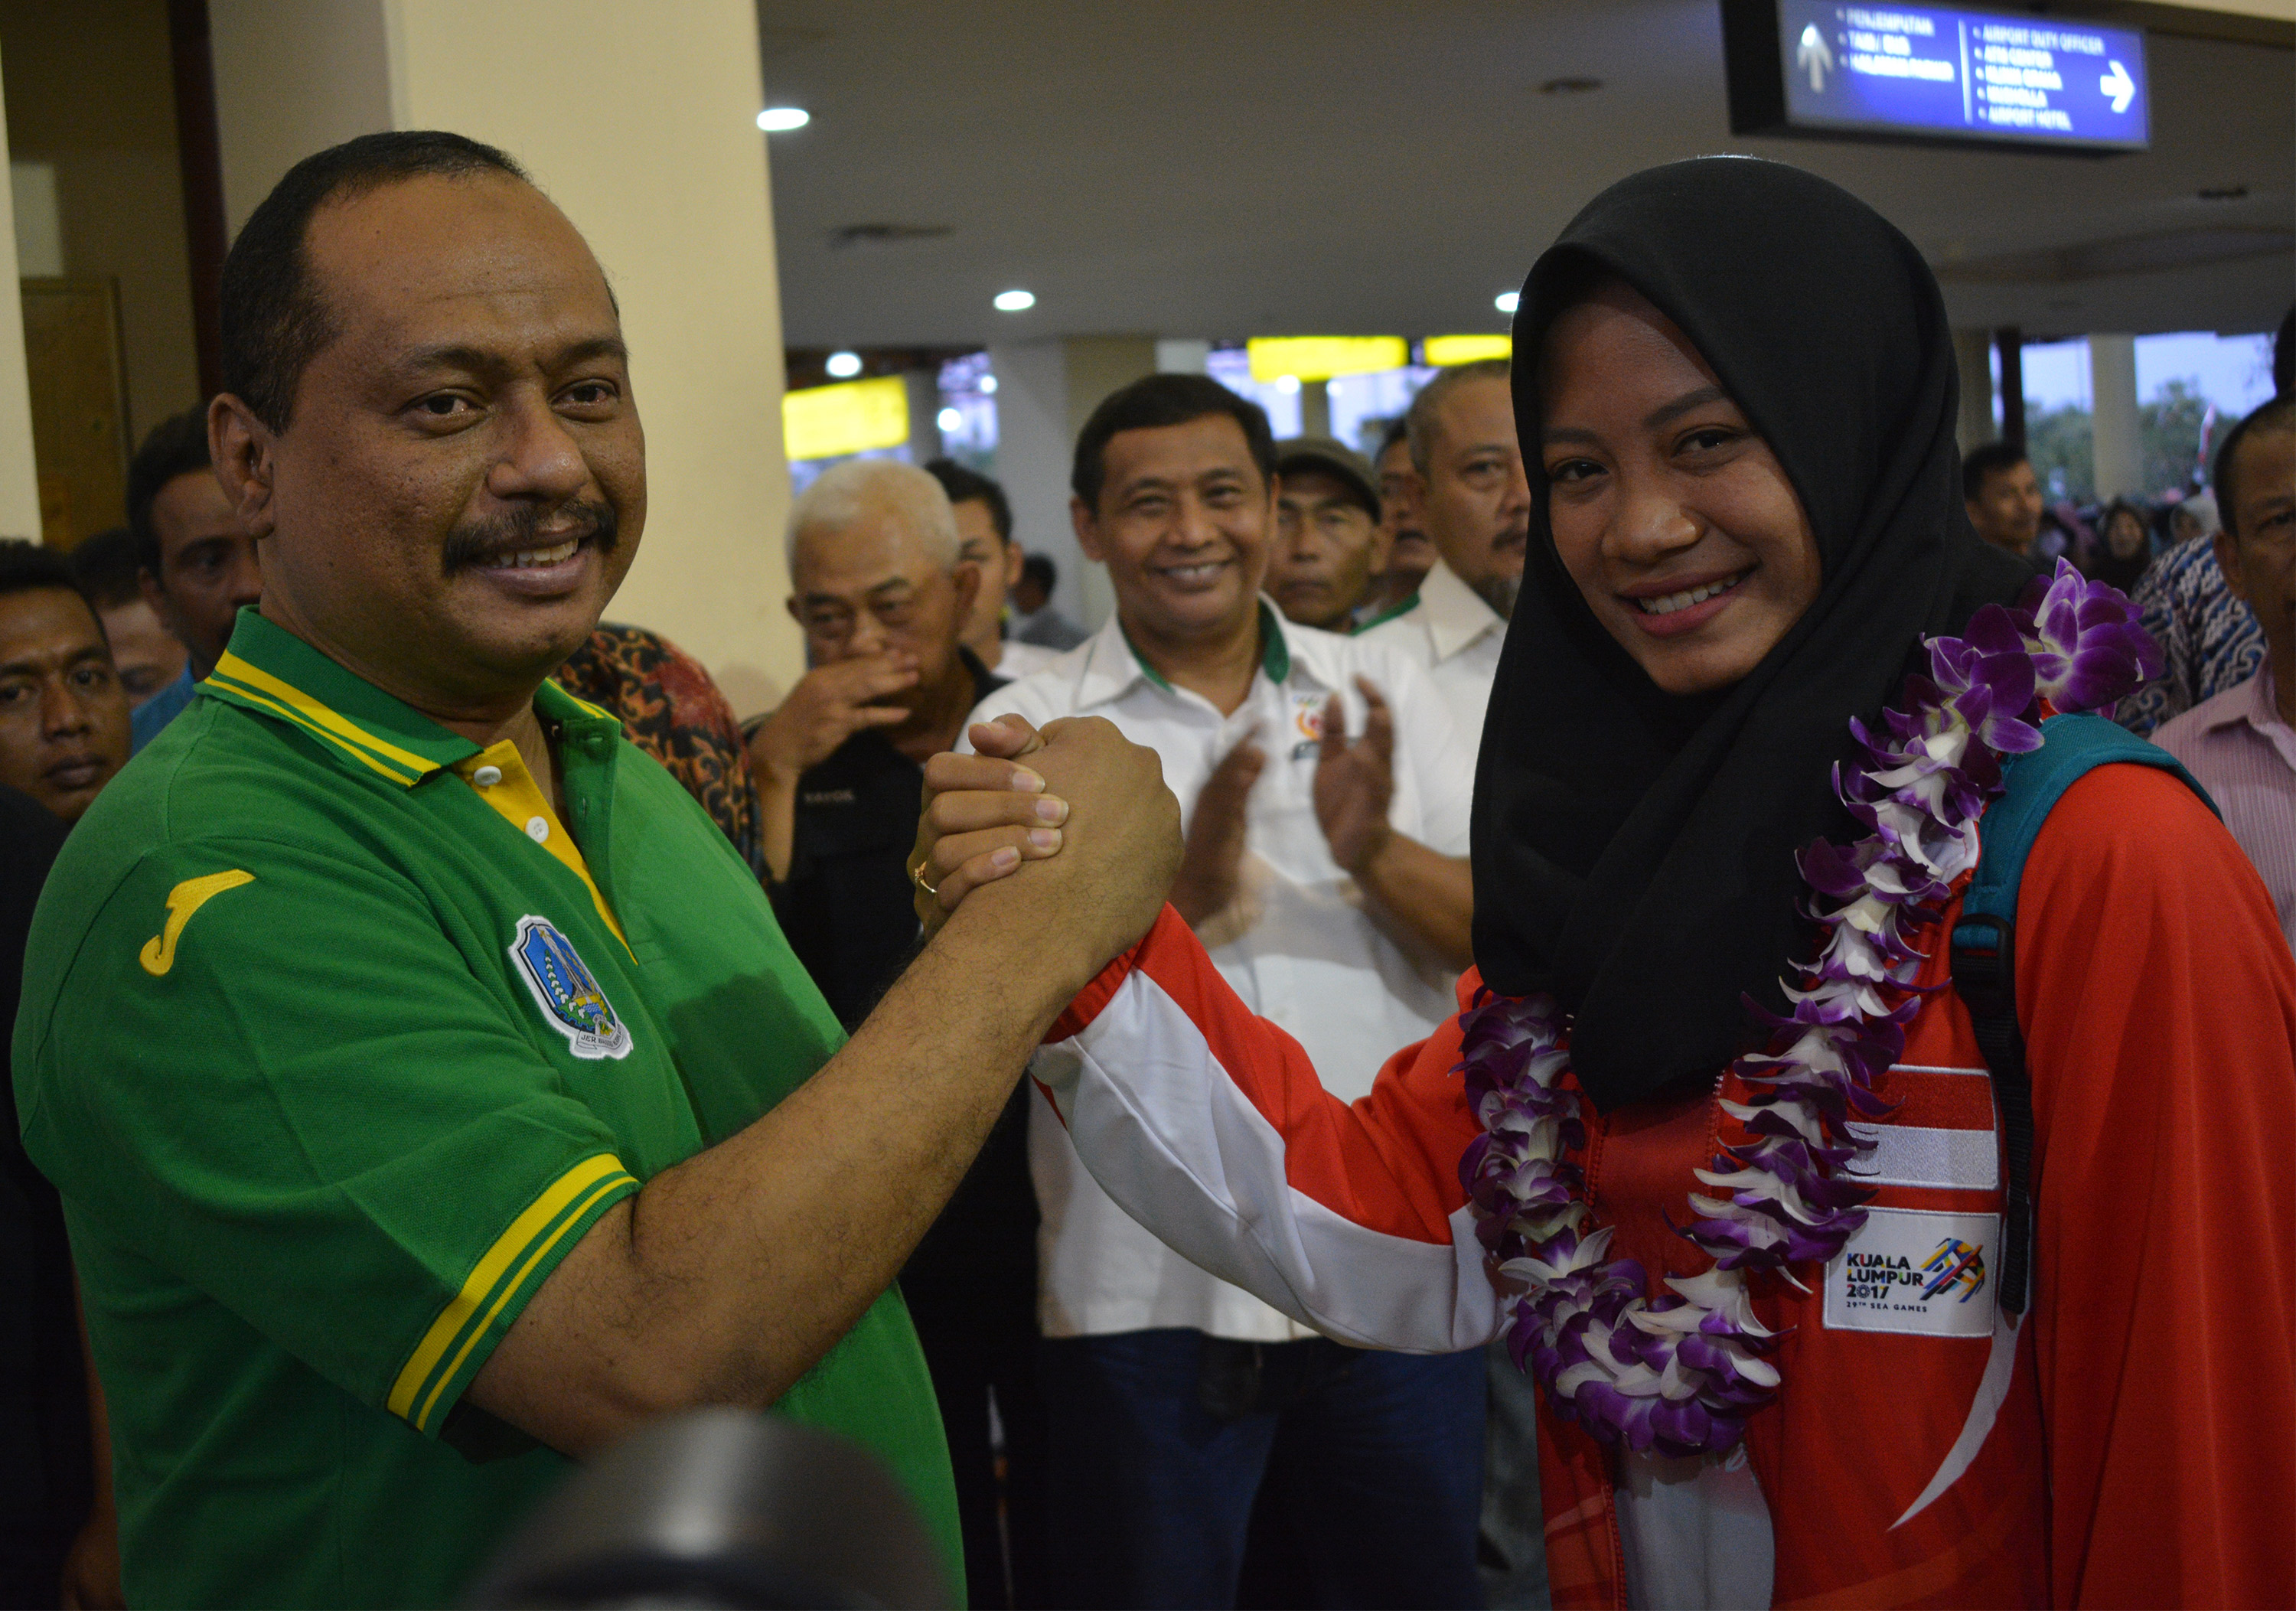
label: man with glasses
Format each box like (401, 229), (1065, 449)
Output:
(748, 458), (1050, 1604)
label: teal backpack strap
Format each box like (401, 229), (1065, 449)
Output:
(1949, 713), (2215, 1314)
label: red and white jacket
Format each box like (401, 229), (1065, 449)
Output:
(1036, 763), (2296, 1608)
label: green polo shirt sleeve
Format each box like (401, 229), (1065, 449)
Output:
(18, 827), (640, 1438)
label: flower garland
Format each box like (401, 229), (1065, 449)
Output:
(1456, 561), (2160, 1459)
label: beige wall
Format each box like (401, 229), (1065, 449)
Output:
(207, 0), (801, 709)
(0, 0), (201, 449)
(0, 37), (37, 540)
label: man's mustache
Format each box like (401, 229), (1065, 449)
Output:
(441, 501), (619, 576)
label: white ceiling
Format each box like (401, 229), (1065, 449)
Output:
(757, 1), (2294, 349)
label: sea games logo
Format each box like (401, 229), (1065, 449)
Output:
(1825, 1208), (1999, 1338)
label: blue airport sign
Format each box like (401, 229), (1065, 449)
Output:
(1724, 1), (2150, 154)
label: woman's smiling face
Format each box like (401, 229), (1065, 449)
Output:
(1538, 280), (1822, 696)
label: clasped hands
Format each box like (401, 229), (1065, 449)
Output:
(908, 679), (1402, 936)
(908, 716), (1182, 978)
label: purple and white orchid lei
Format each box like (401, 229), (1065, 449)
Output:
(1456, 562), (2159, 1459)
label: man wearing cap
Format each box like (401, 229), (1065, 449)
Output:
(1265, 436), (1391, 633)
(967, 373), (1482, 1609)
(1356, 360), (1523, 742)
(11, 131), (1176, 1610)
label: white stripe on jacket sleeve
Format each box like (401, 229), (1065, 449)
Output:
(1035, 966), (1502, 1354)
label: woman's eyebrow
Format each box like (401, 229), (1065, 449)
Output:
(1642, 385), (1727, 431)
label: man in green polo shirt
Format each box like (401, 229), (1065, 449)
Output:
(11, 131), (1177, 1609)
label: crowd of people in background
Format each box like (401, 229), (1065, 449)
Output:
(1, 123), (2291, 1611)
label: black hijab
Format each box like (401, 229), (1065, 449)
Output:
(1469, 157), (2032, 1114)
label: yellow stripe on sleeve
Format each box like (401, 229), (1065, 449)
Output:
(412, 1170), (637, 1433)
(388, 1153), (634, 1425)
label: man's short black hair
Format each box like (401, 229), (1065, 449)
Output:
(1020, 553), (1057, 593)
(67, 527), (145, 610)
(221, 130), (529, 434)
(126, 408), (214, 576)
(0, 539), (100, 627)
(2215, 394), (2296, 543)
(1070, 373), (1275, 512)
(1962, 440), (2030, 503)
(2274, 303), (2292, 399)
(1378, 416), (1409, 459)
(924, 458), (1012, 543)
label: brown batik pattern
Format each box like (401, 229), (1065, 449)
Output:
(550, 622), (765, 877)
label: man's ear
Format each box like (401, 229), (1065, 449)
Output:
(1002, 539), (1025, 593)
(208, 395), (279, 539)
(2212, 528), (2249, 607)
(1366, 520), (1395, 579)
(784, 595), (804, 626)
(1070, 495), (1104, 563)
(950, 559), (982, 620)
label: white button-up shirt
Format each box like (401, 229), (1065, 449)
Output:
(1355, 558), (1507, 743)
(967, 604), (1473, 1342)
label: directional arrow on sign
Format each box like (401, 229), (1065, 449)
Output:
(1798, 24), (1835, 93)
(2100, 60), (2135, 113)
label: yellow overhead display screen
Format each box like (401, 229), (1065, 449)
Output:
(783, 375), (909, 461)
(1423, 335), (1512, 367)
(1247, 336), (1409, 383)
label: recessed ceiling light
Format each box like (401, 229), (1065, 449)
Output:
(1274, 374), (1301, 395)
(993, 289), (1035, 312)
(1540, 77), (1603, 95)
(979, 373), (999, 395)
(2198, 185), (2249, 201)
(1495, 291), (1521, 315)
(756, 106), (810, 132)
(937, 407), (964, 433)
(824, 350), (861, 379)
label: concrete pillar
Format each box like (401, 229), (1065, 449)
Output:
(986, 335), (1155, 634)
(1952, 328), (1998, 458)
(205, 0), (798, 713)
(0, 40), (43, 541)
(2089, 333), (2141, 501)
(1298, 383), (1332, 439)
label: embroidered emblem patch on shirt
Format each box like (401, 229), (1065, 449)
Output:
(509, 915), (632, 1060)
(1825, 1206), (2000, 1338)
(139, 869), (255, 977)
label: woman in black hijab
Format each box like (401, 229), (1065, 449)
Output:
(925, 157), (2295, 1610)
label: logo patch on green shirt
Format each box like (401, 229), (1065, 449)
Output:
(509, 915), (631, 1059)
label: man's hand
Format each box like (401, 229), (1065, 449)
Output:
(1169, 733), (1264, 928)
(1313, 678), (1395, 874)
(59, 1505), (123, 1610)
(748, 653), (920, 785)
(911, 715), (1065, 933)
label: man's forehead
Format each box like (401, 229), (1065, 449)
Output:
(304, 173), (618, 344)
(1107, 416), (1259, 486)
(797, 507), (943, 586)
(0, 588), (106, 658)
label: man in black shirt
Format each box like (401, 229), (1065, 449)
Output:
(747, 458), (1048, 1606)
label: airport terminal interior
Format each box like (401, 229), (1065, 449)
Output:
(0, 2), (2291, 1608)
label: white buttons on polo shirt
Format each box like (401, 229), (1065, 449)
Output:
(472, 765), (503, 787)
(525, 816), (550, 843)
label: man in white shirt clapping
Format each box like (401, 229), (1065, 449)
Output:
(967, 374), (1483, 1610)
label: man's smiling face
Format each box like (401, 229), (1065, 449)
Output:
(220, 171), (645, 722)
(1076, 412), (1273, 647)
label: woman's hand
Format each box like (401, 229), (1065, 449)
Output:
(910, 715), (1065, 935)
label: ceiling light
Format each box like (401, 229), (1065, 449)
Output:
(937, 406), (964, 433)
(993, 289), (1035, 312)
(1495, 291), (1521, 315)
(1274, 374), (1301, 395)
(824, 350), (862, 379)
(756, 106), (810, 132)
(979, 373), (998, 394)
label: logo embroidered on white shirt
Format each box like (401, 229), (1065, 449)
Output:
(1825, 1206), (2000, 1338)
